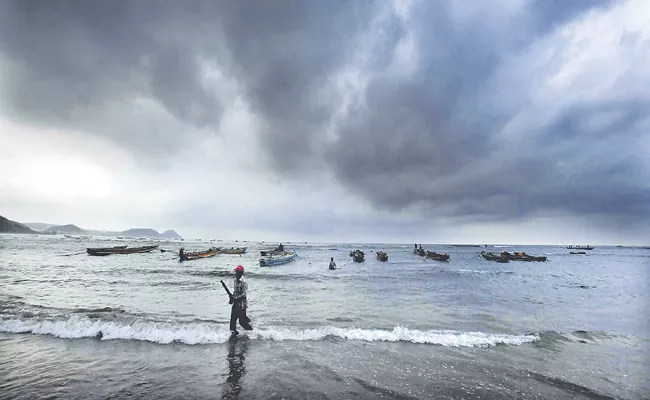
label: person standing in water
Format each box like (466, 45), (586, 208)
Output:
(329, 257), (336, 270)
(230, 265), (252, 336)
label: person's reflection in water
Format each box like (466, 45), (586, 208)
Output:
(222, 338), (248, 399)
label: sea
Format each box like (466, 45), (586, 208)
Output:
(0, 234), (648, 400)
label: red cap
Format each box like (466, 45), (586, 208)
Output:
(234, 265), (245, 271)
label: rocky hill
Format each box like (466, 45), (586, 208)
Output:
(160, 230), (183, 240)
(2, 217), (183, 239)
(24, 222), (58, 232)
(43, 224), (86, 234)
(0, 215), (39, 234)
(121, 228), (163, 238)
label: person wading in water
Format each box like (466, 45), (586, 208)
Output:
(329, 257), (336, 270)
(229, 265), (252, 336)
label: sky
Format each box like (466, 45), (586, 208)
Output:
(0, 0), (648, 245)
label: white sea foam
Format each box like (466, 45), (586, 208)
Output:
(0, 316), (539, 347)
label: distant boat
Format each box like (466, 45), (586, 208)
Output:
(570, 251), (586, 255)
(500, 251), (547, 262)
(566, 245), (594, 250)
(181, 248), (220, 261)
(350, 250), (365, 262)
(259, 252), (298, 267)
(426, 251), (449, 261)
(481, 251), (509, 263)
(87, 245), (127, 252)
(87, 245), (158, 256)
(376, 251), (388, 262)
(413, 248), (425, 257)
(220, 247), (247, 255)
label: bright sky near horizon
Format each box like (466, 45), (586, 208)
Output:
(0, 0), (648, 245)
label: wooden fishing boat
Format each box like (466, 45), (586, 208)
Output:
(426, 251), (449, 261)
(87, 245), (158, 256)
(86, 245), (127, 252)
(259, 251), (298, 267)
(219, 247), (247, 255)
(181, 247), (221, 261)
(376, 251), (388, 262)
(481, 251), (509, 263)
(566, 245), (594, 250)
(570, 251), (586, 255)
(350, 250), (365, 263)
(500, 251), (547, 262)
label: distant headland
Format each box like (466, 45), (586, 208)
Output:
(0, 215), (39, 234)
(0, 214), (182, 239)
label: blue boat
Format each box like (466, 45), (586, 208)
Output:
(259, 251), (298, 267)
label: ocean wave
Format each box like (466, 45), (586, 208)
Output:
(0, 315), (539, 347)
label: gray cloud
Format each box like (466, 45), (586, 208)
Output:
(0, 0), (227, 158)
(0, 0), (647, 236)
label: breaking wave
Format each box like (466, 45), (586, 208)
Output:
(0, 315), (539, 347)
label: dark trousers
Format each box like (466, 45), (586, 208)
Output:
(230, 306), (252, 331)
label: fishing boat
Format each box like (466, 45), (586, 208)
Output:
(220, 247), (247, 255)
(181, 247), (220, 261)
(426, 251), (450, 261)
(566, 245), (594, 250)
(259, 251), (298, 267)
(570, 251), (586, 255)
(481, 251), (510, 263)
(376, 251), (388, 262)
(86, 245), (127, 252)
(500, 251), (547, 262)
(481, 251), (509, 263)
(350, 250), (365, 262)
(87, 245), (158, 256)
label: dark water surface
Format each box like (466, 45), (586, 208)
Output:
(1, 235), (648, 399)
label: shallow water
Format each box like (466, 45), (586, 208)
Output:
(1, 235), (648, 399)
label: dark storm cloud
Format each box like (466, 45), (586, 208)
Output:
(1, 1), (237, 157)
(0, 0), (378, 160)
(0, 0), (647, 225)
(319, 0), (647, 222)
